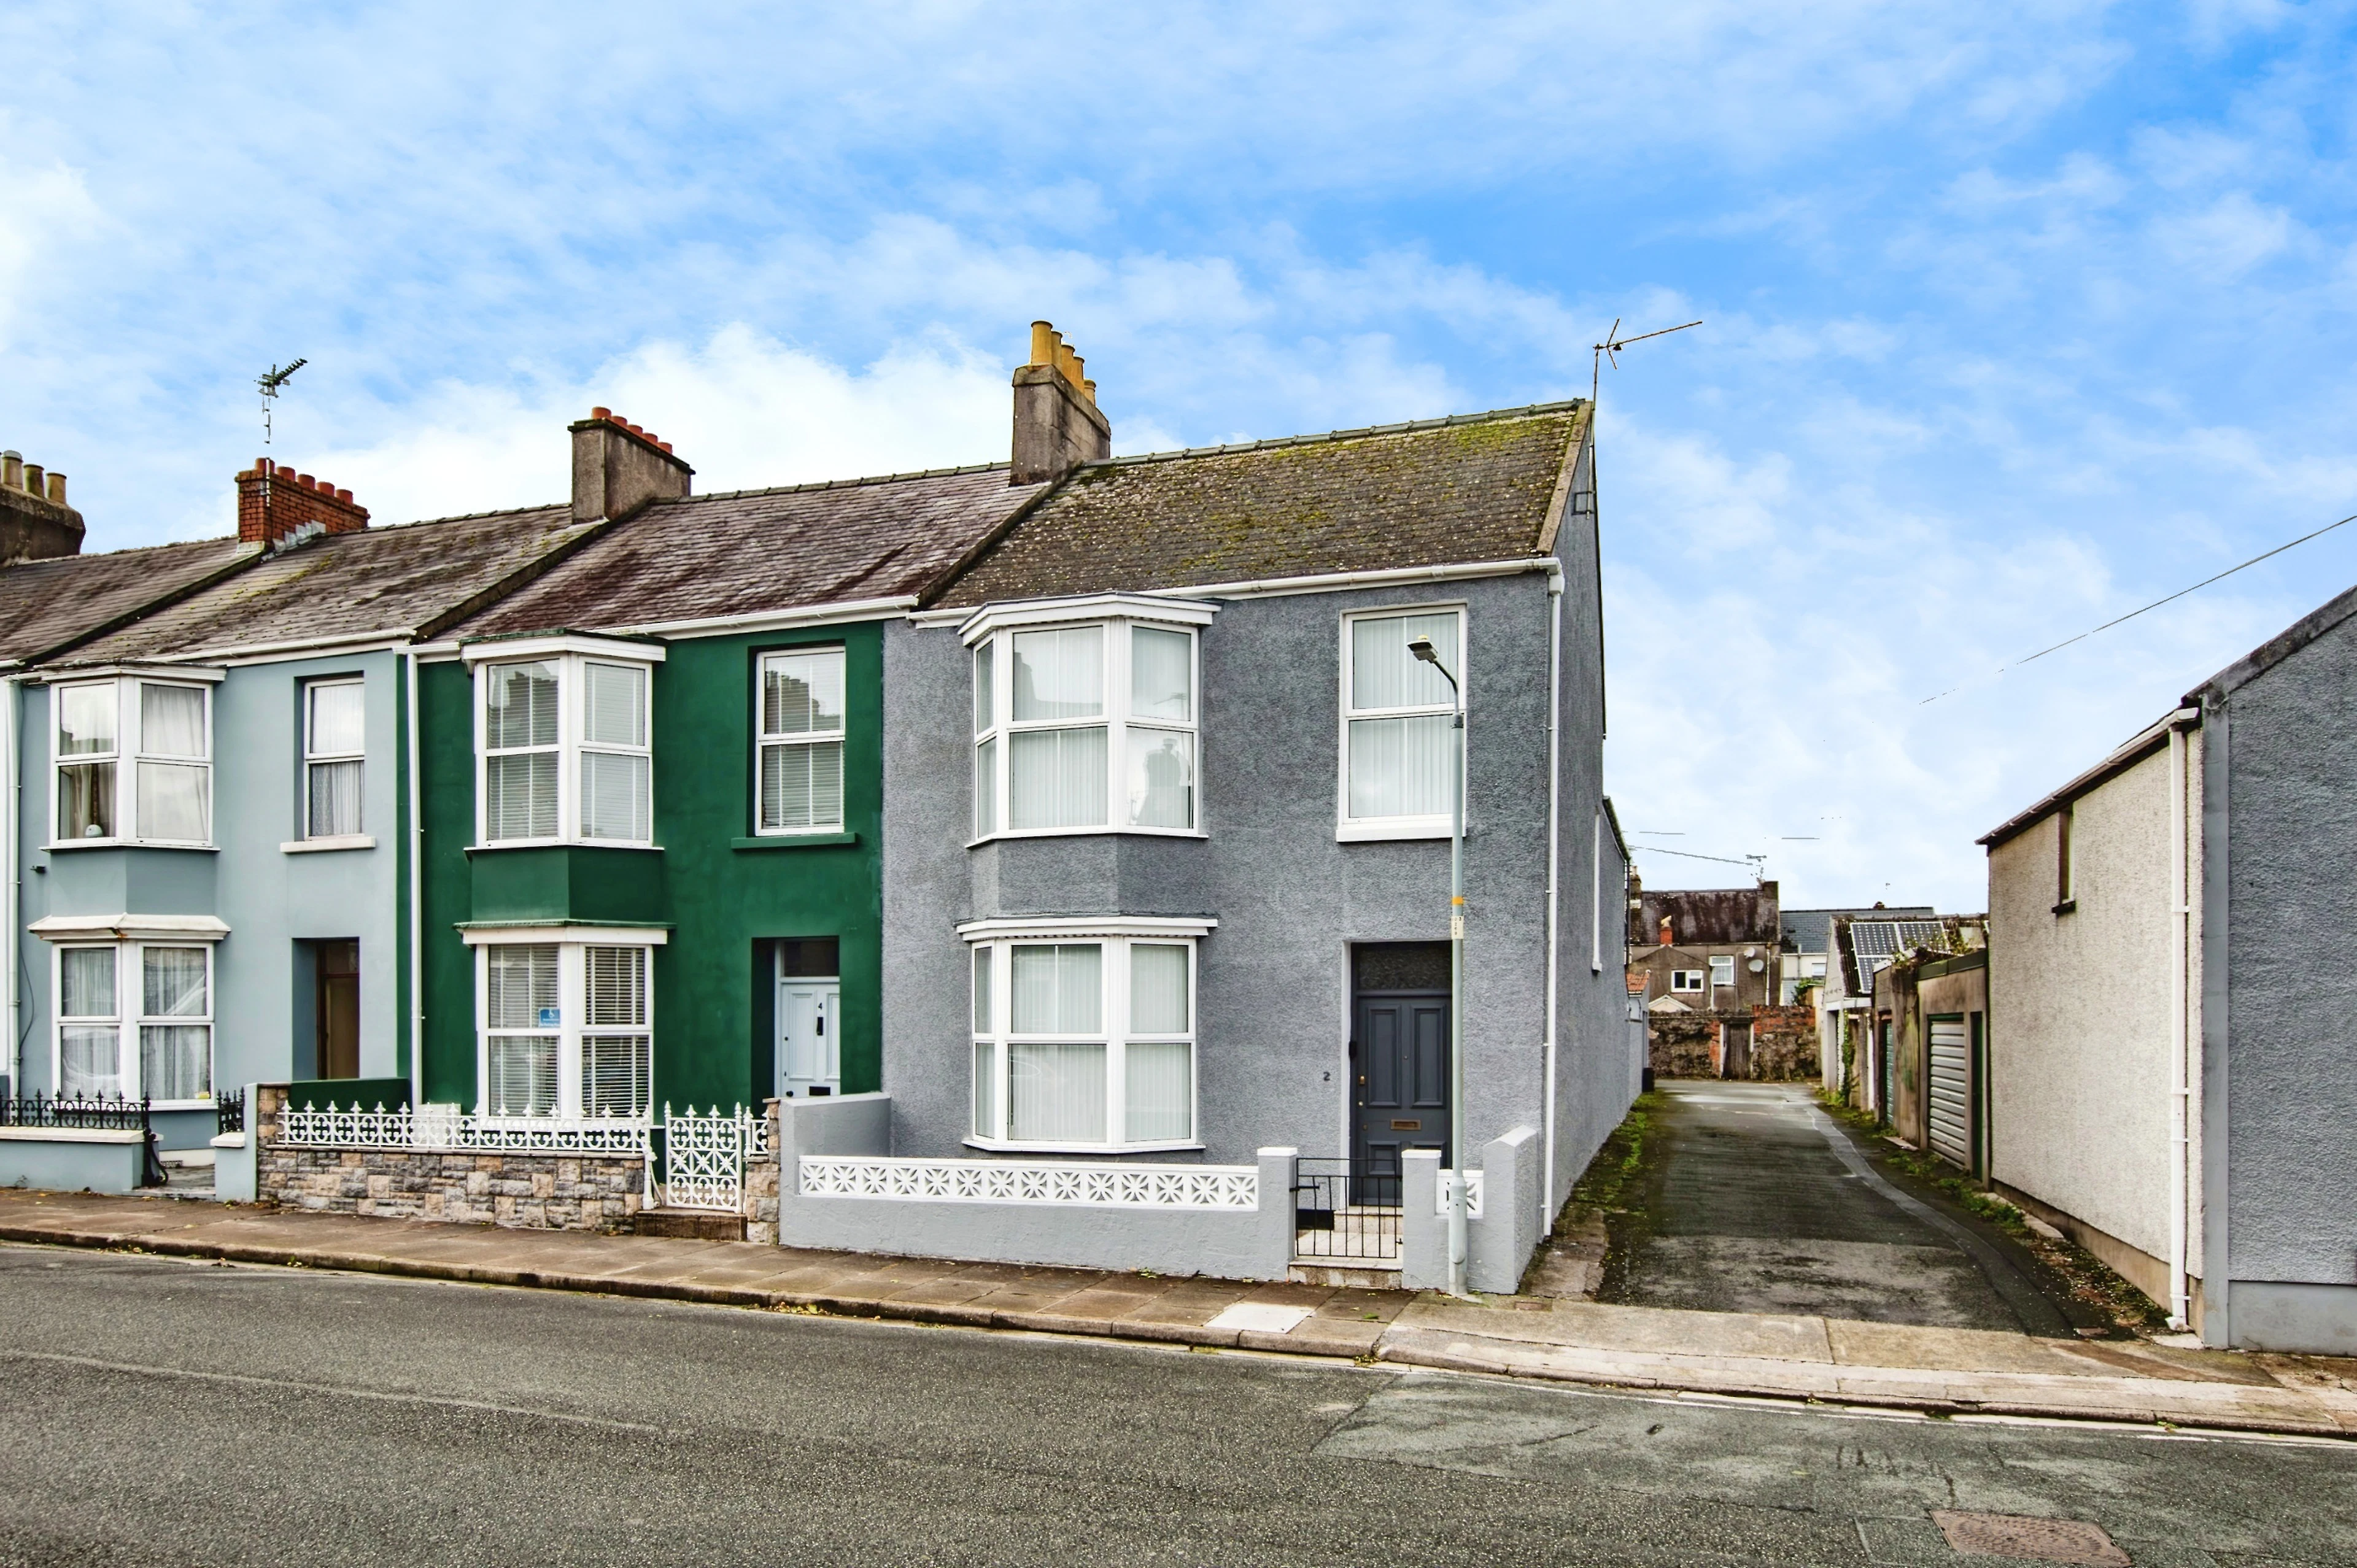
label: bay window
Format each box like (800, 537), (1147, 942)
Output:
(468, 639), (662, 846)
(304, 678), (366, 839)
(967, 601), (1210, 841)
(54, 942), (213, 1104)
(757, 647), (845, 833)
(1340, 607), (1463, 839)
(964, 918), (1209, 1151)
(471, 936), (657, 1119)
(51, 676), (215, 846)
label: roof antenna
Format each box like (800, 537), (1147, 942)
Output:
(1590, 319), (1701, 407)
(256, 359), (308, 444)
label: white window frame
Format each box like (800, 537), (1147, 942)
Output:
(464, 929), (665, 1121)
(961, 596), (1215, 844)
(463, 638), (665, 849)
(959, 915), (1212, 1153)
(1670, 969), (1705, 993)
(1337, 604), (1466, 843)
(754, 645), (847, 836)
(50, 940), (216, 1107)
(1709, 954), (1736, 990)
(303, 676), (366, 841)
(47, 671), (222, 849)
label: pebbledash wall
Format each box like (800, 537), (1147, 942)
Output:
(13, 654), (409, 1151)
(880, 556), (1632, 1254)
(416, 621), (886, 1116)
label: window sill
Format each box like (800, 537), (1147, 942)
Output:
(149, 1099), (218, 1113)
(961, 1137), (1206, 1156)
(966, 826), (1208, 849)
(732, 832), (858, 850)
(43, 840), (217, 854)
(282, 835), (376, 854)
(463, 841), (664, 855)
(1335, 819), (1451, 843)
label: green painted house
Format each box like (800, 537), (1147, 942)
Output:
(411, 411), (1045, 1122)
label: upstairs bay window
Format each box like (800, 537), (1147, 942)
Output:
(757, 647), (845, 834)
(52, 676), (214, 846)
(472, 936), (657, 1119)
(1340, 608), (1463, 840)
(967, 604), (1209, 840)
(964, 918), (1209, 1151)
(469, 640), (663, 847)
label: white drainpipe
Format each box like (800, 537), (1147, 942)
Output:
(405, 650), (425, 1108)
(4, 675), (17, 1099)
(2166, 706), (2199, 1330)
(1540, 565), (1564, 1221)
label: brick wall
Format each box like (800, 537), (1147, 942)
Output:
(236, 459), (369, 546)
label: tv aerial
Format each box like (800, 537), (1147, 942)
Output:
(256, 358), (308, 444)
(1590, 319), (1700, 406)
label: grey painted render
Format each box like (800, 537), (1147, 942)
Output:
(15, 655), (406, 1148)
(881, 555), (1629, 1276)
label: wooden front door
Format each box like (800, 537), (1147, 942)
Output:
(317, 940), (360, 1079)
(1350, 943), (1452, 1207)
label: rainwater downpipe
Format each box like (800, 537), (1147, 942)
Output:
(2167, 708), (2197, 1330)
(1540, 566), (1563, 1222)
(5, 675), (18, 1100)
(405, 650), (425, 1109)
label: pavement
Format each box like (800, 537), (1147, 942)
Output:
(4, 1187), (2354, 1439)
(1610, 1081), (2069, 1334)
(5, 1242), (2355, 1566)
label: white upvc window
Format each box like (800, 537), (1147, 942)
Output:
(304, 678), (366, 839)
(471, 643), (661, 847)
(966, 604), (1207, 841)
(757, 647), (845, 834)
(1670, 969), (1705, 993)
(54, 942), (213, 1105)
(1709, 955), (1736, 989)
(964, 919), (1208, 1152)
(474, 939), (655, 1119)
(1339, 606), (1464, 840)
(52, 677), (214, 846)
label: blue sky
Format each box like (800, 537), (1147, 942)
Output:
(3, 2), (2352, 910)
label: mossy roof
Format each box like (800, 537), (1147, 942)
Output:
(931, 401), (1589, 609)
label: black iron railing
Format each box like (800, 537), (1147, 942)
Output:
(1292, 1156), (1403, 1264)
(215, 1088), (246, 1137)
(1, 1093), (153, 1132)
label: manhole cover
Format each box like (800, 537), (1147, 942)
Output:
(1930, 1510), (2130, 1565)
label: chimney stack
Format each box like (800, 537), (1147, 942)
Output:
(0, 447), (87, 565)
(1658, 915), (1673, 947)
(570, 407), (692, 524)
(1010, 320), (1111, 486)
(236, 458), (370, 547)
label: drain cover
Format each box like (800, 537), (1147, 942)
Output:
(1930, 1510), (2130, 1565)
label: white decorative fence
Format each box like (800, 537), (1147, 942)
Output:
(277, 1100), (649, 1156)
(799, 1156), (1259, 1210)
(656, 1104), (761, 1213)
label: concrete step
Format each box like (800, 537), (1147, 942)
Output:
(633, 1208), (745, 1241)
(1290, 1261), (1403, 1289)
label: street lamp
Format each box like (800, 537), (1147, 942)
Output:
(1407, 632), (1469, 1296)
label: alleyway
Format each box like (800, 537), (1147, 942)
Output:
(1606, 1081), (2072, 1334)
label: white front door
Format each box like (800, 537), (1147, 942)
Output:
(778, 978), (841, 1099)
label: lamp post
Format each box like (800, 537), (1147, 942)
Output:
(1408, 632), (1468, 1297)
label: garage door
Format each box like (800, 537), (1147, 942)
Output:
(1927, 1015), (1971, 1168)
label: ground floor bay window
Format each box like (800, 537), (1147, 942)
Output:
(962, 917), (1210, 1153)
(49, 938), (216, 1105)
(465, 930), (661, 1119)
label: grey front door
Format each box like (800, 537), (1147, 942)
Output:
(1352, 991), (1450, 1205)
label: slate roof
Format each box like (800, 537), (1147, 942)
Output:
(60, 505), (594, 665)
(1780, 905), (1933, 956)
(930, 403), (1589, 609)
(452, 465), (1048, 639)
(1629, 884), (1780, 949)
(0, 538), (254, 666)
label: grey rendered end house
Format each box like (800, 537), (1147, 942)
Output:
(1980, 582), (2357, 1354)
(843, 396), (1633, 1291)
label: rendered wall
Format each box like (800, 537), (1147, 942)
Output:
(882, 566), (1624, 1197)
(0, 1130), (148, 1194)
(1986, 736), (2198, 1294)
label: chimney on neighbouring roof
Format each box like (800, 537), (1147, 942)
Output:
(570, 406), (692, 524)
(1658, 915), (1673, 946)
(1010, 320), (1110, 486)
(0, 447), (87, 565)
(236, 458), (370, 548)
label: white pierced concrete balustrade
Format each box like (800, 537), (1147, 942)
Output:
(276, 1101), (650, 1156)
(1434, 1170), (1485, 1218)
(800, 1156), (1259, 1210)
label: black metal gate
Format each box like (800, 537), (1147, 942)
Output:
(1292, 1156), (1402, 1264)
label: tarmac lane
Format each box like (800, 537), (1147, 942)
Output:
(1, 1242), (2353, 1567)
(1606, 1081), (2072, 1334)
